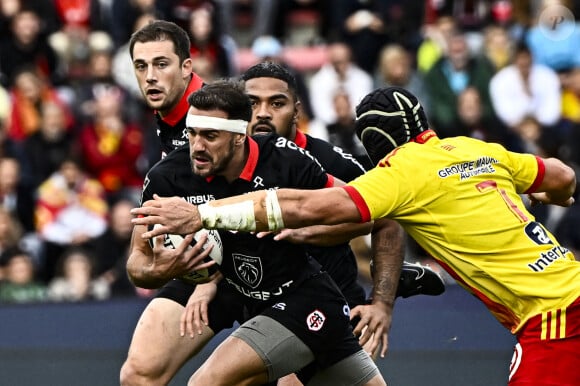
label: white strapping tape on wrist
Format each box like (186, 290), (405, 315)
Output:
(186, 114), (248, 134)
(265, 190), (284, 231)
(198, 201), (257, 231)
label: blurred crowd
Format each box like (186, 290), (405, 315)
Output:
(1, 0), (580, 303)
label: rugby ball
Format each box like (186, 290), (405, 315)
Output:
(149, 225), (223, 284)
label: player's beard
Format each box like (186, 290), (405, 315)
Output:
(251, 118), (293, 138)
(190, 137), (236, 177)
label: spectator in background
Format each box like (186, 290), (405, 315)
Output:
(187, 3), (235, 78)
(0, 157), (35, 233)
(0, 0), (61, 38)
(452, 86), (515, 147)
(215, 0), (276, 42)
(164, 0), (238, 73)
(309, 41), (373, 126)
(20, 101), (76, 190)
(47, 0), (109, 79)
(330, 0), (390, 74)
(77, 84), (144, 204)
(374, 43), (430, 113)
(482, 24), (514, 71)
(7, 66), (74, 142)
(416, 15), (457, 74)
(34, 157), (108, 283)
(0, 7), (62, 87)
(0, 114), (22, 162)
(93, 198), (139, 297)
(163, 0), (220, 32)
(112, 12), (157, 101)
(109, 0), (158, 49)
(0, 82), (10, 126)
(0, 247), (46, 303)
(70, 37), (143, 124)
(47, 247), (110, 302)
(559, 66), (580, 168)
(73, 46), (140, 126)
(424, 28), (496, 134)
(0, 207), (23, 260)
(325, 89), (371, 170)
(561, 67), (580, 124)
(489, 41), (562, 155)
(0, 83), (20, 158)
(0, 159), (40, 264)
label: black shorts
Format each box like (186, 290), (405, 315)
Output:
(155, 279), (246, 333)
(256, 271), (361, 369)
(340, 279), (368, 309)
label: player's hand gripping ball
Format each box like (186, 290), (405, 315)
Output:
(149, 225), (223, 284)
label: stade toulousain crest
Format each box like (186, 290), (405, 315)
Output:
(233, 253), (263, 288)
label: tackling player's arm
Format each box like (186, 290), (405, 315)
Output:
(528, 157), (576, 206)
(266, 176), (373, 246)
(351, 218), (405, 358)
(131, 187), (362, 237)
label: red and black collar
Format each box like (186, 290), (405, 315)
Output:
(293, 129), (307, 149)
(158, 73), (204, 126)
(205, 137), (259, 182)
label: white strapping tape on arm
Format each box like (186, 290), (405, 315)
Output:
(186, 115), (248, 134)
(265, 189), (285, 231)
(198, 201), (257, 231)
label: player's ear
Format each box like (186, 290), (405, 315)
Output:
(182, 58), (193, 78)
(234, 133), (246, 146)
(293, 100), (301, 124)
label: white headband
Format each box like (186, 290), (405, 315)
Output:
(186, 114), (248, 134)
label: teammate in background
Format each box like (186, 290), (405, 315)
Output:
(133, 87), (580, 386)
(121, 20), (208, 386)
(130, 79), (387, 385)
(130, 20), (205, 157)
(242, 61), (444, 300)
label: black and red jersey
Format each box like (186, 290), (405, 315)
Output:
(142, 134), (332, 310)
(293, 130), (368, 183)
(154, 74), (204, 157)
(293, 130), (370, 306)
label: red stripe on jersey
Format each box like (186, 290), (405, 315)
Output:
(239, 137), (259, 181)
(435, 258), (520, 332)
(342, 186), (371, 222)
(524, 156), (545, 194)
(293, 130), (307, 149)
(325, 173), (334, 188)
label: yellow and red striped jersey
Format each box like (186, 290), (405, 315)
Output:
(344, 132), (580, 335)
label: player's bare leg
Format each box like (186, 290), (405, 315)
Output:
(189, 326), (386, 385)
(188, 335), (269, 386)
(120, 298), (214, 386)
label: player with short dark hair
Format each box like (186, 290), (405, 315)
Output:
(121, 19), (208, 386)
(129, 78), (387, 385)
(240, 62), (443, 359)
(133, 86), (580, 386)
(129, 19), (204, 156)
